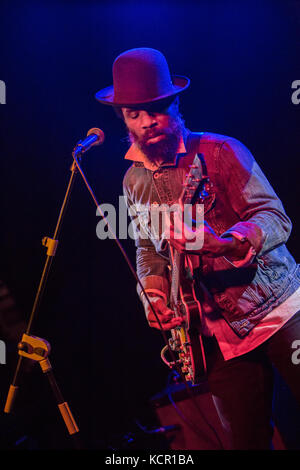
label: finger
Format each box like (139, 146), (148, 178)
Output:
(147, 298), (184, 329)
(152, 298), (173, 315)
(148, 301), (181, 325)
(147, 308), (174, 324)
(149, 316), (184, 331)
(169, 226), (193, 252)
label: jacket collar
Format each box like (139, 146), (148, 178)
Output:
(124, 131), (188, 170)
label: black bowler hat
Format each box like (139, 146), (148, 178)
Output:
(95, 48), (190, 107)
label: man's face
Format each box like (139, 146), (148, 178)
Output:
(121, 100), (184, 163)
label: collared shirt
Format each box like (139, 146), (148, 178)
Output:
(124, 134), (187, 170)
(123, 132), (300, 359)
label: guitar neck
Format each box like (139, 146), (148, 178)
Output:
(169, 245), (181, 313)
(169, 154), (203, 310)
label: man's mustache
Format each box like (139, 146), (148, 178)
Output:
(143, 129), (167, 141)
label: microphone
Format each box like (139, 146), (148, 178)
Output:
(74, 128), (105, 156)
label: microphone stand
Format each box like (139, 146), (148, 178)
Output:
(4, 146), (84, 449)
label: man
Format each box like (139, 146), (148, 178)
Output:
(95, 48), (300, 449)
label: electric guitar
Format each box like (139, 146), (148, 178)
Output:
(160, 154), (213, 384)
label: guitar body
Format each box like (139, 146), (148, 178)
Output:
(168, 248), (207, 384)
(178, 263), (207, 383)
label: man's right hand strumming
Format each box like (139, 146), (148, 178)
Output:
(144, 296), (183, 331)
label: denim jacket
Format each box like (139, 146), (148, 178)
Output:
(123, 131), (300, 337)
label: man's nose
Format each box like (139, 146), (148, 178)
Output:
(141, 111), (157, 129)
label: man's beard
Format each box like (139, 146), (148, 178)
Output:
(127, 113), (184, 164)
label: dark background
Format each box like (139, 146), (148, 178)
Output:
(0, 0), (299, 450)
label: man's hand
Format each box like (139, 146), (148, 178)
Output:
(144, 296), (183, 330)
(169, 220), (250, 259)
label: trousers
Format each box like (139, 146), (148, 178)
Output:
(205, 310), (300, 449)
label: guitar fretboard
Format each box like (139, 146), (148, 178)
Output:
(169, 154), (203, 310)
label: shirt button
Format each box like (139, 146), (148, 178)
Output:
(153, 172), (160, 179)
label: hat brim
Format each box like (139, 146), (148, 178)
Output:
(95, 75), (190, 107)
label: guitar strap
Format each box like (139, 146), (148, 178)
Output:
(181, 133), (216, 273)
(184, 132), (210, 189)
(185, 134), (219, 334)
(170, 131), (211, 300)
